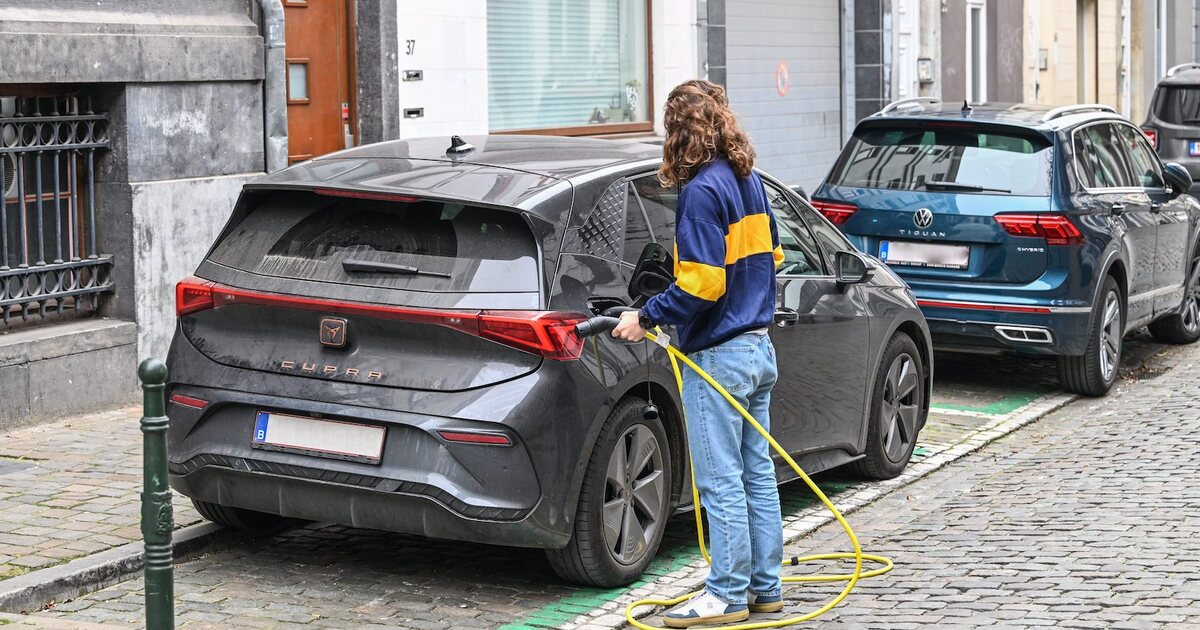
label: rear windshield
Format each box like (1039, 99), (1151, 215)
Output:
(829, 126), (1054, 196)
(208, 191), (539, 293)
(1153, 86), (1200, 125)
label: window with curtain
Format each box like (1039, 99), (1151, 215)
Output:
(487, 0), (650, 133)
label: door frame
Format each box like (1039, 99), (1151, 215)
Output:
(965, 0), (988, 104)
(283, 0), (359, 161)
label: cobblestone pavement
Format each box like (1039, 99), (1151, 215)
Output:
(0, 408), (200, 582)
(634, 340), (1200, 629)
(16, 336), (1182, 629)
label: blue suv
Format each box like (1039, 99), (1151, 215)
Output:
(812, 99), (1200, 395)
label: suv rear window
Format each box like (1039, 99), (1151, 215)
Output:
(1153, 87), (1200, 125)
(208, 191), (539, 293)
(829, 125), (1054, 196)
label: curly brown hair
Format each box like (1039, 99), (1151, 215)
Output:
(658, 80), (756, 187)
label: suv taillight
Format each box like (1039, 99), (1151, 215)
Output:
(810, 199), (858, 225)
(176, 277), (216, 315)
(173, 278), (589, 360)
(995, 214), (1084, 246)
(1143, 127), (1158, 150)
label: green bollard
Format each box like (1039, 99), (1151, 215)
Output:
(138, 359), (174, 630)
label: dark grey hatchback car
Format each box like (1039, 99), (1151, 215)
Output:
(166, 135), (932, 586)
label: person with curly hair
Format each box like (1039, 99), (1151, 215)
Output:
(611, 79), (785, 628)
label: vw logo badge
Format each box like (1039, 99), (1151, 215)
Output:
(913, 208), (934, 229)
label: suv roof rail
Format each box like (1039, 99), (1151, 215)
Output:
(876, 97), (942, 115)
(1166, 62), (1200, 77)
(1041, 104), (1117, 122)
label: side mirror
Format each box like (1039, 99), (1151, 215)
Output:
(628, 243), (675, 303)
(1163, 163), (1193, 198)
(835, 250), (874, 285)
(789, 184), (809, 201)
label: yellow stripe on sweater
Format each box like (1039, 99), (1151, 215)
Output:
(724, 213), (776, 265)
(676, 260), (727, 301)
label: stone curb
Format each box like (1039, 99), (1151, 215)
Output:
(0, 611), (127, 628)
(562, 391), (1080, 630)
(0, 522), (261, 615)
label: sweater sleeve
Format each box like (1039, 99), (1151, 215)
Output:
(640, 185), (728, 326)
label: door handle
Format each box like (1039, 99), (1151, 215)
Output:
(774, 307), (799, 327)
(1110, 203), (1126, 216)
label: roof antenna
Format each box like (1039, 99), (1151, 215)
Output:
(961, 100), (973, 116)
(446, 135), (475, 156)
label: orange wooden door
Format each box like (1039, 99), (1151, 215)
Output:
(284, 0), (355, 163)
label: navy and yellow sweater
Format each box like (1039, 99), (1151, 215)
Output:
(641, 158), (783, 354)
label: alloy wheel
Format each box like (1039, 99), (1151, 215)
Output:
(1182, 254), (1200, 334)
(602, 424), (665, 565)
(880, 353), (921, 463)
(1099, 291), (1122, 382)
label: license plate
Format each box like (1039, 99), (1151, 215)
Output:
(252, 411), (385, 464)
(879, 241), (970, 269)
(1189, 141), (1200, 157)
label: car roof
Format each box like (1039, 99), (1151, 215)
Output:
(1157, 67), (1200, 87)
(249, 135), (661, 212)
(865, 101), (1127, 133)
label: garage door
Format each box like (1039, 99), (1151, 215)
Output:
(726, 0), (842, 191)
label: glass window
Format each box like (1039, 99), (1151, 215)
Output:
(1153, 86), (1200, 125)
(623, 175), (677, 266)
(207, 191), (539, 293)
(1118, 124), (1165, 189)
(765, 184), (824, 276)
(287, 62), (309, 101)
(1081, 124), (1136, 188)
(829, 126), (1054, 196)
(796, 202), (853, 261)
(487, 0), (650, 133)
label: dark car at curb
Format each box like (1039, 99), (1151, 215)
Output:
(1142, 62), (1200, 190)
(165, 135), (932, 586)
(813, 99), (1200, 397)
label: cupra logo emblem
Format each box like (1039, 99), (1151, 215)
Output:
(913, 208), (934, 229)
(319, 317), (348, 348)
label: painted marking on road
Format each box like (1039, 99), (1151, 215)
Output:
(932, 390), (1044, 416)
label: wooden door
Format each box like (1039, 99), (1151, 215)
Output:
(284, 0), (355, 163)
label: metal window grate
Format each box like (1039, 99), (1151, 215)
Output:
(0, 95), (113, 326)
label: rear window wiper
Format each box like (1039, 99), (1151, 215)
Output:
(342, 258), (451, 279)
(1181, 118), (1200, 124)
(919, 181), (1011, 193)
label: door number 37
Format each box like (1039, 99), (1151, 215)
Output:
(405, 40), (416, 55)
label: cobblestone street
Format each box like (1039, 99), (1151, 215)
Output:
(14, 336), (1194, 628)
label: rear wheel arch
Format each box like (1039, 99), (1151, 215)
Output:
(612, 381), (688, 511)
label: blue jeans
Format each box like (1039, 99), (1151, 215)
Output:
(682, 331), (782, 605)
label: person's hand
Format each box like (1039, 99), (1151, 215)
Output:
(611, 310), (647, 342)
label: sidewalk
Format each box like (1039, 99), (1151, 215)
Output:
(0, 407), (200, 591)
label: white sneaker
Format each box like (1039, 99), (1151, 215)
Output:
(663, 591), (749, 628)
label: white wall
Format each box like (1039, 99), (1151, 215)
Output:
(395, 0), (489, 139)
(395, 0), (697, 140)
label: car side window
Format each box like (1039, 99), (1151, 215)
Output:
(1117, 124), (1165, 189)
(1081, 123), (1137, 188)
(623, 175), (678, 267)
(763, 183), (826, 276)
(794, 200), (854, 262)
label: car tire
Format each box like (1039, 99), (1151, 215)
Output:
(191, 499), (293, 530)
(1148, 242), (1200, 345)
(851, 332), (925, 480)
(546, 397), (672, 587)
(1058, 276), (1123, 396)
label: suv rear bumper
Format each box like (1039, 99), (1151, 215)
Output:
(919, 300), (1093, 356)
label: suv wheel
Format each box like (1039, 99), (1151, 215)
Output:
(1148, 242), (1200, 345)
(546, 397), (671, 586)
(852, 332), (925, 480)
(192, 499), (294, 530)
(1058, 276), (1123, 396)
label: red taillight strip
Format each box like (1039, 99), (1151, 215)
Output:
(437, 430), (512, 446)
(169, 394), (209, 410)
(917, 299), (1052, 314)
(810, 199), (858, 225)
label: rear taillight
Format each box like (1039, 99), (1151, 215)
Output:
(169, 393), (209, 409)
(176, 277), (215, 315)
(1143, 127), (1158, 150)
(437, 430), (513, 446)
(810, 199), (858, 225)
(995, 214), (1084, 246)
(176, 280), (588, 360)
(478, 311), (587, 361)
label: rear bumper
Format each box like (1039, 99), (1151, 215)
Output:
(922, 302), (1093, 356)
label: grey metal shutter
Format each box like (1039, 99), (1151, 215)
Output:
(725, 0), (843, 190)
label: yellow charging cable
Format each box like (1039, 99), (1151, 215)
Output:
(623, 329), (893, 630)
